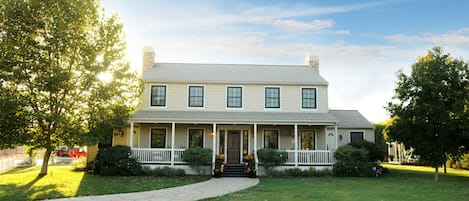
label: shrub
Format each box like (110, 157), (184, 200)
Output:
(446, 153), (469, 170)
(270, 167), (330, 177)
(348, 140), (385, 162)
(143, 166), (185, 177)
(333, 145), (374, 177)
(95, 145), (143, 176)
(309, 167), (332, 177)
(257, 148), (287, 176)
(182, 147), (212, 175)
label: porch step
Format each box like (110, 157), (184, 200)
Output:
(221, 164), (250, 177)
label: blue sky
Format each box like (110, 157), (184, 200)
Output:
(102, 0), (469, 122)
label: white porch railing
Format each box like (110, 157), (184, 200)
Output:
(131, 148), (186, 164)
(1, 149), (16, 173)
(285, 150), (334, 165)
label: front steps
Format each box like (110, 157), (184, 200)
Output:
(221, 164), (250, 177)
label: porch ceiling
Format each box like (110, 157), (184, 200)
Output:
(130, 110), (338, 125)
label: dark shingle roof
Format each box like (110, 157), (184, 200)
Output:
(329, 110), (374, 129)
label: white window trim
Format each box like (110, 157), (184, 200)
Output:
(264, 86), (281, 111)
(187, 128), (206, 148)
(149, 127), (168, 148)
(149, 84), (168, 109)
(187, 84), (205, 109)
(262, 128), (281, 149)
(300, 87), (318, 111)
(349, 130), (365, 143)
(226, 85), (244, 110)
(299, 129), (317, 150)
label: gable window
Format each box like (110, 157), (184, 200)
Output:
(301, 130), (316, 150)
(188, 86), (204, 107)
(188, 129), (204, 148)
(265, 87), (280, 108)
(350, 131), (364, 143)
(151, 85), (166, 106)
(151, 128), (166, 148)
(227, 87), (242, 108)
(264, 130), (279, 149)
(302, 88), (317, 109)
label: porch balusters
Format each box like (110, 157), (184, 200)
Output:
(294, 124), (298, 167)
(171, 122), (175, 166)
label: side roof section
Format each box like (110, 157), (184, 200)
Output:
(329, 110), (374, 129)
(143, 63), (329, 85)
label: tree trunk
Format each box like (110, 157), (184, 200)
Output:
(39, 148), (52, 175)
(434, 167), (439, 182)
(443, 163), (447, 174)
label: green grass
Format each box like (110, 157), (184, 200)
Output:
(204, 164), (469, 201)
(0, 166), (208, 201)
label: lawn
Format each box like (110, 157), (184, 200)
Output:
(0, 165), (208, 201)
(204, 164), (469, 201)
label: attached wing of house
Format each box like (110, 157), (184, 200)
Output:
(111, 47), (374, 175)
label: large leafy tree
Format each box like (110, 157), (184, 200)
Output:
(0, 0), (141, 175)
(386, 47), (469, 181)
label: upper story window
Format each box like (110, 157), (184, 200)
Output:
(302, 88), (317, 109)
(350, 131), (364, 143)
(188, 86), (204, 107)
(227, 87), (242, 108)
(265, 87), (280, 108)
(151, 85), (166, 107)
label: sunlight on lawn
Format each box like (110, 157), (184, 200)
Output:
(0, 166), (84, 200)
(383, 163), (469, 177)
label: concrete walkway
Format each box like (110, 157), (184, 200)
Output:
(48, 177), (259, 201)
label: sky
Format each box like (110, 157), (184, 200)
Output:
(101, 0), (469, 123)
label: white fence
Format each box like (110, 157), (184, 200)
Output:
(285, 150), (334, 165)
(131, 148), (186, 164)
(1, 149), (16, 173)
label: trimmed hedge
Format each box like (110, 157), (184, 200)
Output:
(257, 148), (287, 176)
(348, 140), (385, 162)
(333, 145), (375, 177)
(94, 145), (143, 176)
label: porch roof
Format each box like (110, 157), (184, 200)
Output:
(130, 110), (338, 125)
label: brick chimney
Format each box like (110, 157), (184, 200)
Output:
(142, 46), (155, 73)
(307, 55), (319, 72)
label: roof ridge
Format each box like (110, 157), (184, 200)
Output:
(153, 62), (308, 68)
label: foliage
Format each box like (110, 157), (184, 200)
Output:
(386, 47), (469, 181)
(446, 153), (469, 170)
(73, 157), (88, 171)
(94, 145), (143, 176)
(182, 147), (212, 175)
(0, 0), (141, 175)
(243, 153), (256, 176)
(348, 140), (385, 162)
(270, 167), (331, 177)
(333, 145), (375, 177)
(256, 148), (287, 176)
(372, 122), (388, 160)
(0, 166), (207, 201)
(142, 166), (186, 177)
(203, 165), (469, 201)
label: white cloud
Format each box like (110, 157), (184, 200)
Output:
(272, 19), (334, 31)
(386, 27), (469, 46)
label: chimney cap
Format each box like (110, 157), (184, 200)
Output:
(307, 54), (319, 72)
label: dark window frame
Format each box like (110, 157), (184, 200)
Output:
(188, 128), (204, 148)
(150, 85), (166, 107)
(302, 88), (317, 109)
(263, 130), (279, 149)
(227, 86), (243, 108)
(265, 87), (280, 108)
(151, 128), (166, 148)
(188, 86), (204, 107)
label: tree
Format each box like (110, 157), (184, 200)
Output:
(386, 47), (469, 181)
(0, 0), (141, 175)
(372, 122), (388, 160)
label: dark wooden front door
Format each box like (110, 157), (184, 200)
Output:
(227, 130), (241, 164)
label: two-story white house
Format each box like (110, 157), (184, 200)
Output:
(112, 47), (374, 175)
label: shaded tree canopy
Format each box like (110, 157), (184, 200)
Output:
(386, 47), (469, 180)
(0, 0), (141, 174)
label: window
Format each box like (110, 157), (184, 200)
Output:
(300, 130), (315, 150)
(219, 130), (225, 154)
(188, 86), (204, 107)
(242, 130), (249, 156)
(151, 85), (166, 106)
(264, 130), (279, 149)
(265, 87), (280, 108)
(227, 87), (242, 108)
(151, 128), (166, 148)
(189, 129), (204, 148)
(350, 131), (364, 143)
(302, 88), (317, 109)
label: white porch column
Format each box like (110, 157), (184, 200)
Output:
(171, 122), (175, 166)
(129, 121), (134, 148)
(253, 123), (258, 176)
(334, 125), (338, 149)
(212, 123), (217, 171)
(294, 124), (298, 167)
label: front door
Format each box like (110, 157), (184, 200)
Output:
(227, 130), (241, 164)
